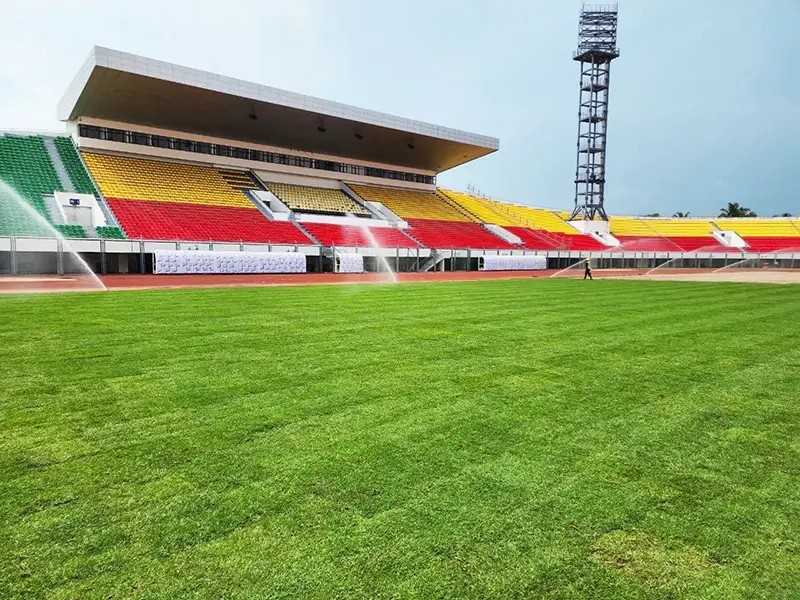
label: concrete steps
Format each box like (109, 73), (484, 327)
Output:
(43, 137), (76, 193)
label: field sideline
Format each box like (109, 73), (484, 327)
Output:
(1, 279), (798, 599)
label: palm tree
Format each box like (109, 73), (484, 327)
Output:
(673, 211), (691, 218)
(719, 202), (757, 218)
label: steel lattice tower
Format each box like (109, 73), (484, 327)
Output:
(570, 4), (620, 222)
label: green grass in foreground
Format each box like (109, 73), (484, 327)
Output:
(1, 279), (798, 599)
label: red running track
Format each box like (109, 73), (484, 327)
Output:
(0, 269), (656, 294)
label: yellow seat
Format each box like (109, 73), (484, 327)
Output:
(350, 185), (474, 222)
(713, 219), (800, 237)
(439, 190), (517, 226)
(645, 219), (714, 237)
(488, 202), (577, 233)
(609, 216), (660, 236)
(82, 153), (255, 208)
(266, 182), (367, 215)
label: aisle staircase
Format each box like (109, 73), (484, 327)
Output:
(42, 137), (76, 193)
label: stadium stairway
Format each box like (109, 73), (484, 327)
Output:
(440, 190), (519, 227)
(293, 221), (322, 245)
(54, 136), (100, 196)
(44, 195), (65, 226)
(42, 137), (76, 193)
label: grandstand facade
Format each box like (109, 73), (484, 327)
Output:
(1, 46), (799, 277)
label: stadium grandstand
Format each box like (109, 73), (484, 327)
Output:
(1, 46), (799, 278)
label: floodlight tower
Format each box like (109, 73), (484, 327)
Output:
(570, 4), (620, 222)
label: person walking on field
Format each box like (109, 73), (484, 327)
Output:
(583, 259), (593, 280)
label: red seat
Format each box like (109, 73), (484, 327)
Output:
(507, 227), (608, 251)
(302, 222), (419, 248)
(504, 227), (561, 250)
(558, 234), (609, 251)
(406, 219), (515, 249)
(743, 237), (800, 252)
(615, 236), (722, 252)
(107, 198), (314, 244)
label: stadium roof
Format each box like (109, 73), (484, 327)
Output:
(58, 46), (499, 173)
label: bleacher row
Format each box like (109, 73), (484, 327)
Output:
(1, 135), (799, 252)
(0, 134), (126, 239)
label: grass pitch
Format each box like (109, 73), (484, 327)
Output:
(1, 279), (798, 599)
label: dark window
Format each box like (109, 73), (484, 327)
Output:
(75, 125), (435, 185)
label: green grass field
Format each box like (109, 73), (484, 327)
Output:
(1, 279), (798, 599)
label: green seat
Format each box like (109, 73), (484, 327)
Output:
(95, 225), (127, 239)
(0, 134), (63, 236)
(54, 137), (98, 196)
(54, 224), (88, 238)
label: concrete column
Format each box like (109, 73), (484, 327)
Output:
(56, 239), (64, 276)
(10, 237), (17, 275)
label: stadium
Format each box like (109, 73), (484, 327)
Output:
(1, 41), (798, 290)
(1, 4), (799, 599)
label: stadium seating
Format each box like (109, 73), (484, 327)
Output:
(0, 204), (52, 237)
(440, 190), (517, 226)
(54, 224), (87, 238)
(95, 226), (127, 239)
(502, 227), (605, 251)
(83, 153), (307, 242)
(0, 134), (62, 219)
(492, 204), (578, 233)
(556, 233), (608, 251)
(643, 219), (714, 237)
(610, 217), (720, 251)
(350, 185), (475, 222)
(620, 236), (726, 252)
(742, 238), (800, 253)
(405, 219), (514, 249)
(610, 216), (661, 237)
(504, 227), (561, 250)
(302, 222), (419, 248)
(714, 219), (800, 237)
(54, 137), (97, 196)
(615, 236), (684, 252)
(703, 219), (800, 252)
(83, 153), (257, 208)
(266, 182), (368, 216)
(106, 199), (312, 243)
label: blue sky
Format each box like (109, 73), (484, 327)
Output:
(1, 0), (797, 217)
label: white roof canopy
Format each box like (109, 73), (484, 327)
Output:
(58, 47), (499, 173)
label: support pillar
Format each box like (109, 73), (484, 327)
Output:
(10, 237), (18, 275)
(100, 239), (107, 275)
(56, 239), (64, 276)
